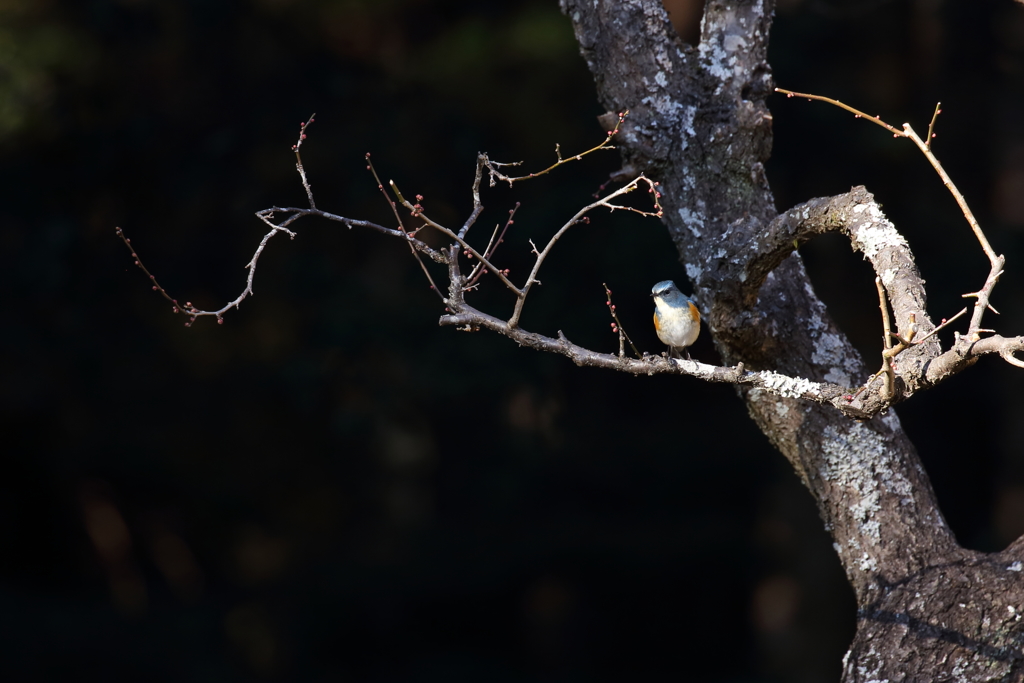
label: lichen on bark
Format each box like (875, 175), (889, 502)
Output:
(559, 0), (1024, 679)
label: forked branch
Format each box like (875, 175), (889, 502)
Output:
(119, 105), (1023, 418)
(776, 88), (1005, 341)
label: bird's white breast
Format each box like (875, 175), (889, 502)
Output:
(654, 300), (699, 348)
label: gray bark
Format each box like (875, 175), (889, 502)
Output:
(559, 0), (1024, 679)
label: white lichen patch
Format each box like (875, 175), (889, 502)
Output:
(853, 645), (888, 683)
(681, 105), (696, 138)
(685, 262), (703, 281)
(698, 5), (744, 82)
(678, 206), (705, 238)
(700, 38), (731, 81)
(819, 421), (915, 571)
(723, 34), (747, 53)
(811, 332), (861, 379)
(641, 94), (684, 121)
(849, 210), (908, 259)
(880, 411), (904, 433)
(681, 169), (696, 191)
(654, 43), (674, 75)
(759, 371), (820, 399)
(823, 367), (852, 386)
(857, 548), (878, 573)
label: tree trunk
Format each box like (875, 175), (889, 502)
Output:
(560, 0), (1024, 679)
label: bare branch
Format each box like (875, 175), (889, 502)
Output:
(466, 203), (520, 289)
(458, 154), (490, 239)
(776, 88), (1005, 338)
(775, 89), (904, 136)
(506, 175), (662, 328)
(389, 179), (522, 297)
(997, 337), (1024, 369)
(436, 303), (863, 411)
(875, 277), (896, 399)
(912, 306), (967, 346)
(116, 203), (449, 325)
(750, 186), (935, 360)
(603, 283), (641, 359)
(119, 105), (1020, 421)
(364, 155), (445, 300)
(925, 101), (941, 150)
(743, 184), (1024, 415)
(483, 110), (627, 187)
(291, 114), (317, 210)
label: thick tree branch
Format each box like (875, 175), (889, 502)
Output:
(560, 0), (962, 606)
(118, 2), (1024, 678)
(558, 1), (1024, 680)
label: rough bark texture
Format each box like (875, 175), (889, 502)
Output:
(559, 0), (1024, 680)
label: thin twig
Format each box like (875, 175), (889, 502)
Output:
(116, 216), (298, 326)
(603, 283), (641, 359)
(899, 123), (997, 264)
(390, 178), (522, 296)
(775, 89), (903, 135)
(366, 155), (407, 232)
(365, 155), (444, 300)
(458, 155), (489, 239)
(875, 277), (896, 398)
(484, 110), (628, 187)
(876, 277), (894, 352)
(467, 202), (520, 288)
(776, 87), (1005, 342)
(926, 102), (941, 150)
(507, 176), (663, 328)
(292, 114), (317, 210)
(962, 259), (1005, 340)
(912, 307), (968, 347)
(775, 89), (994, 261)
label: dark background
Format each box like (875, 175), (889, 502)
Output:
(3, 0), (1024, 681)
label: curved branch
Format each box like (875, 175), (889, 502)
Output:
(743, 186), (1024, 411)
(776, 89), (1008, 342)
(116, 207), (449, 325)
(749, 186), (935, 355)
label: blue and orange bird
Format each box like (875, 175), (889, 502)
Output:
(651, 280), (700, 359)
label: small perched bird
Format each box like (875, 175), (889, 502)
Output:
(651, 280), (700, 358)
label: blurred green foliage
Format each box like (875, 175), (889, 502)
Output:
(0, 0), (96, 142)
